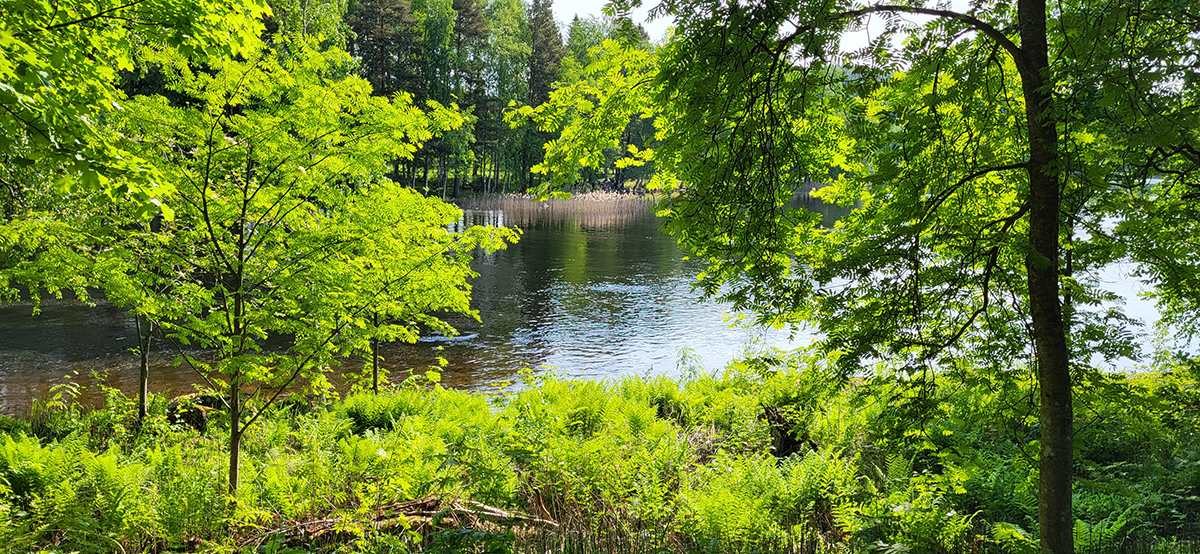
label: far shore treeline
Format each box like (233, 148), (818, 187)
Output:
(2, 0), (1200, 552)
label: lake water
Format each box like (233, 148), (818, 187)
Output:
(0, 196), (823, 413)
(0, 195), (1170, 414)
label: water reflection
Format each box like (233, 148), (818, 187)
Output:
(0, 195), (815, 413)
(425, 194), (814, 387)
(7, 193), (1159, 415)
(0, 300), (202, 413)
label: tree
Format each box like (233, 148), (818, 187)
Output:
(523, 0), (564, 191)
(93, 213), (173, 426)
(0, 161), (176, 427)
(558, 15), (612, 83)
(267, 0), (351, 45)
(516, 0), (1200, 551)
(0, 0), (270, 206)
(475, 0), (529, 193)
(452, 0), (489, 98)
(551, 21), (657, 191)
(347, 0), (422, 95)
(508, 39), (657, 191)
(526, 0), (564, 107)
(113, 38), (515, 492)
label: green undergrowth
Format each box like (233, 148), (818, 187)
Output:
(1, 355), (1199, 554)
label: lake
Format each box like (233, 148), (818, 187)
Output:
(0, 194), (1168, 414)
(0, 195), (819, 413)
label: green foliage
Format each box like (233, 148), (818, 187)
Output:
(95, 34), (517, 491)
(27, 380), (85, 442)
(558, 16), (614, 84)
(507, 39), (659, 195)
(992, 523), (1038, 554)
(519, 6), (1200, 549)
(525, 0), (563, 108)
(0, 357), (1197, 552)
(0, 0), (270, 206)
(425, 528), (514, 554)
(341, 388), (432, 433)
(836, 473), (974, 554)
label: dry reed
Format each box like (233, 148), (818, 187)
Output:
(456, 193), (660, 230)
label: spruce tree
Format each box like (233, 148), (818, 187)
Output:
(523, 0), (564, 190)
(526, 0), (564, 107)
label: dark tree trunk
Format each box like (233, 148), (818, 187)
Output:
(135, 315), (154, 426)
(526, 159), (533, 192)
(439, 156), (448, 199)
(228, 375), (241, 494)
(1018, 0), (1073, 551)
(372, 312), (380, 394)
(423, 153), (431, 194)
(483, 154), (492, 193)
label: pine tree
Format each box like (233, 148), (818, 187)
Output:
(452, 0), (489, 98)
(346, 0), (421, 96)
(476, 0), (530, 193)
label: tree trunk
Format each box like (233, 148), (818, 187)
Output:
(494, 149), (501, 193)
(372, 312), (380, 394)
(228, 376), (241, 494)
(1018, 0), (1073, 552)
(482, 154), (491, 194)
(439, 156), (448, 200)
(423, 152), (431, 195)
(135, 315), (153, 426)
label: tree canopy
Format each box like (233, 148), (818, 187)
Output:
(0, 24), (518, 492)
(516, 0), (1200, 551)
(0, 0), (271, 205)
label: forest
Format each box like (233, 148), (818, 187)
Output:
(1, 0), (1199, 552)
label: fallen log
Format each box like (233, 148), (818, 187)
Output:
(267, 494), (557, 548)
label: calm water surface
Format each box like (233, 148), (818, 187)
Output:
(0, 197), (823, 413)
(0, 196), (1168, 414)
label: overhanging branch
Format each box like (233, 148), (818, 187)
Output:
(783, 4), (1031, 81)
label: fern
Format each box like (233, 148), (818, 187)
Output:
(991, 522), (1038, 554)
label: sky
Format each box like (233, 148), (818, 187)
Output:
(549, 0), (974, 51)
(550, 0), (674, 42)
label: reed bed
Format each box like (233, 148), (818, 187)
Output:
(457, 192), (659, 230)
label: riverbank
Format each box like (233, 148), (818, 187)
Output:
(3, 353), (1199, 553)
